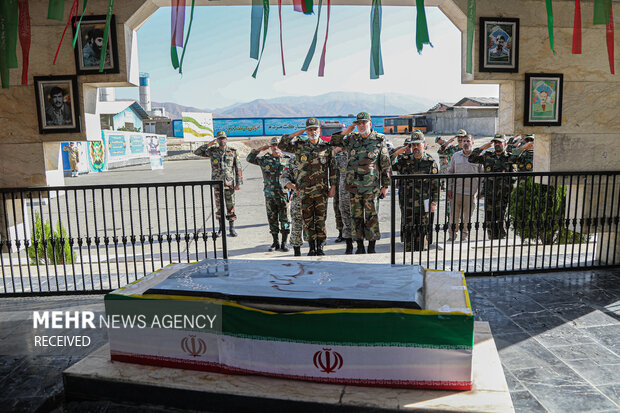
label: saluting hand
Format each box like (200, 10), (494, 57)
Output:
(343, 123), (356, 135)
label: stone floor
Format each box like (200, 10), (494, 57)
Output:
(0, 268), (618, 412)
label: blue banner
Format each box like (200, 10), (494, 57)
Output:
(214, 118), (264, 137)
(172, 119), (184, 137)
(108, 134), (127, 157)
(158, 135), (168, 155)
(129, 134), (145, 154)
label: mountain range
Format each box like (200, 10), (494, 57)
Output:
(152, 92), (436, 119)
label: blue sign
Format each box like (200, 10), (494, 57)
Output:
(214, 118), (264, 137)
(172, 119), (183, 137)
(158, 136), (167, 155)
(129, 134), (145, 154)
(108, 134), (126, 157)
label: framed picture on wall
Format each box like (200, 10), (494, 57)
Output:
(71, 15), (119, 75)
(524, 73), (563, 126)
(33, 75), (81, 134)
(479, 17), (519, 73)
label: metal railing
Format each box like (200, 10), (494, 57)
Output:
(0, 181), (227, 296)
(390, 171), (620, 275)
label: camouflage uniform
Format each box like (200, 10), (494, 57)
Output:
(392, 143), (440, 252)
(330, 117), (391, 242)
(469, 137), (518, 239)
(332, 149), (344, 235)
(194, 139), (243, 222)
(280, 158), (303, 248)
(247, 148), (291, 235)
(512, 135), (535, 171)
(334, 150), (353, 240)
(437, 144), (460, 174)
(278, 131), (335, 244)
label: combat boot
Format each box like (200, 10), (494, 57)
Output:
(307, 240), (317, 256)
(345, 238), (353, 255)
(367, 240), (376, 254)
(335, 230), (344, 243)
(316, 241), (325, 256)
(228, 221), (238, 237)
(355, 240), (366, 254)
(268, 234), (280, 252)
(293, 246), (301, 256)
(280, 234), (289, 252)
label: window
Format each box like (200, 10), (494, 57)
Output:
(100, 114), (114, 130)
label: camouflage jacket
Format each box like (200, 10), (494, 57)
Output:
(247, 150), (291, 198)
(514, 149), (533, 171)
(194, 144), (243, 187)
(330, 131), (391, 194)
(392, 152), (440, 204)
(333, 150), (348, 184)
(278, 136), (335, 191)
(469, 148), (518, 194)
(437, 144), (460, 166)
(279, 155), (298, 188)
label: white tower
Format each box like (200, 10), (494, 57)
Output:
(139, 72), (152, 112)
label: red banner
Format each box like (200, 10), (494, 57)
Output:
(53, 0), (78, 64)
(572, 0), (582, 54)
(18, 0), (31, 84)
(318, 0), (330, 77)
(606, 6), (615, 74)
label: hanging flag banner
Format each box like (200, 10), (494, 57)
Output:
(545, 0), (556, 55)
(182, 112), (214, 142)
(278, 0), (286, 75)
(72, 0), (89, 48)
(415, 0), (432, 54)
(593, 0), (611, 25)
(18, 0), (31, 85)
(466, 0), (476, 73)
(318, 0), (331, 77)
(606, 5), (614, 74)
(170, 0), (185, 70)
(370, 0), (384, 79)
(4, 0), (18, 69)
(251, 0), (270, 78)
(572, 0), (582, 54)
(100, 0), (114, 72)
(301, 0), (323, 72)
(47, 0), (65, 21)
(179, 0), (196, 74)
(0, 1), (14, 88)
(53, 0), (78, 65)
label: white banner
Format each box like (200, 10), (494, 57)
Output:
(182, 112), (214, 142)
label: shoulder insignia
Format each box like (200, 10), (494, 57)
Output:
(432, 167), (438, 174)
(485, 166), (491, 172)
(526, 162), (533, 170)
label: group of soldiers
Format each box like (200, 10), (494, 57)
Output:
(194, 115), (535, 255)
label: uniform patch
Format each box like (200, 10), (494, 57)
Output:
(382, 147), (388, 154)
(368, 151), (376, 158)
(350, 150), (356, 156)
(432, 167), (438, 174)
(265, 165), (271, 170)
(300, 155), (308, 162)
(526, 162), (533, 170)
(486, 166), (491, 172)
(320, 157), (327, 164)
(213, 159), (219, 164)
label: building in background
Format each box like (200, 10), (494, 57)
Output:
(425, 97), (498, 136)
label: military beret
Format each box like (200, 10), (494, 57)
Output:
(215, 131), (227, 139)
(491, 134), (506, 143)
(456, 129), (467, 137)
(306, 117), (320, 128)
(270, 137), (279, 145)
(355, 112), (371, 122)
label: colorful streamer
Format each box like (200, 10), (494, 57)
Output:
(572, 0), (582, 54)
(170, 0), (186, 70)
(302, 0), (314, 15)
(293, 0), (303, 13)
(251, 0), (269, 78)
(301, 0), (323, 72)
(545, 0), (556, 55)
(99, 0), (114, 72)
(606, 6), (614, 74)
(318, 0), (331, 77)
(53, 0), (78, 65)
(250, 0), (263, 59)
(466, 0), (476, 73)
(278, 0), (285, 75)
(4, 0), (18, 69)
(72, 0), (89, 48)
(18, 0), (31, 85)
(415, 0), (432, 54)
(47, 0), (65, 21)
(593, 0), (611, 25)
(178, 0), (196, 75)
(370, 0), (383, 79)
(0, 1), (13, 88)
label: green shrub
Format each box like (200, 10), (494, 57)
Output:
(509, 178), (589, 245)
(28, 212), (74, 265)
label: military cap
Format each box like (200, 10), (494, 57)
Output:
(456, 129), (467, 137)
(404, 137), (414, 145)
(306, 117), (320, 128)
(491, 134), (506, 143)
(524, 134), (535, 141)
(434, 136), (443, 144)
(410, 132), (425, 144)
(215, 131), (227, 139)
(355, 112), (371, 122)
(269, 137), (279, 145)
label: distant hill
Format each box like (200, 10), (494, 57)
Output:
(154, 92), (437, 119)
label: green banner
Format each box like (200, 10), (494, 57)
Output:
(100, 0), (114, 72)
(466, 0), (476, 74)
(415, 0), (432, 53)
(370, 0), (383, 79)
(47, 0), (64, 21)
(546, 0), (556, 55)
(301, 0), (323, 71)
(72, 0), (89, 48)
(178, 0), (196, 74)
(4, 0), (18, 69)
(593, 0), (611, 24)
(251, 0), (269, 78)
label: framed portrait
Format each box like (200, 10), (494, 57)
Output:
(34, 75), (81, 134)
(479, 17), (519, 73)
(524, 73), (563, 126)
(71, 15), (119, 75)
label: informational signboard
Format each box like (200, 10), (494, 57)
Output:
(172, 119), (184, 137)
(107, 134), (127, 158)
(182, 112), (214, 142)
(214, 118), (263, 137)
(263, 118), (307, 136)
(129, 134), (145, 154)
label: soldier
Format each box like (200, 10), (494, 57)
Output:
(63, 142), (80, 177)
(391, 133), (440, 252)
(247, 137), (292, 252)
(512, 134), (535, 171)
(278, 118), (336, 256)
(280, 157), (304, 256)
(333, 146), (354, 254)
(468, 134), (518, 239)
(332, 147), (345, 243)
(436, 129), (466, 174)
(506, 134), (523, 154)
(330, 112), (391, 254)
(194, 131), (243, 237)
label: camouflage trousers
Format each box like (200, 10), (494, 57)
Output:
(484, 191), (510, 239)
(265, 195), (290, 235)
(400, 203), (434, 252)
(333, 182), (343, 231)
(289, 192), (303, 247)
(214, 186), (236, 221)
(349, 190), (381, 241)
(300, 190), (328, 242)
(338, 177), (353, 239)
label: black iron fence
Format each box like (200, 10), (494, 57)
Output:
(390, 171), (620, 275)
(0, 181), (227, 296)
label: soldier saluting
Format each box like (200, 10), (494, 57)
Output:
(278, 118), (336, 256)
(194, 131), (243, 237)
(330, 112), (391, 254)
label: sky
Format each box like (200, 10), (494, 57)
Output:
(116, 5), (499, 109)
